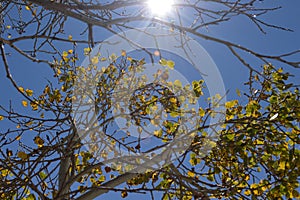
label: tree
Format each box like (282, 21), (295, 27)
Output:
(0, 0), (299, 199)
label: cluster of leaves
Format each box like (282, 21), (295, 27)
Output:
(1, 45), (299, 200)
(161, 65), (300, 199)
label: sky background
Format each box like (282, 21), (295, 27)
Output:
(0, 0), (299, 199)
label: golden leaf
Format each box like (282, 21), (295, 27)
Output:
(18, 86), (25, 93)
(25, 89), (33, 96)
(22, 100), (28, 107)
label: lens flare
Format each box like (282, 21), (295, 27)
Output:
(147, 0), (174, 16)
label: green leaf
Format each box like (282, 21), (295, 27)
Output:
(166, 60), (175, 69)
(39, 171), (47, 180)
(24, 194), (35, 200)
(226, 133), (235, 141)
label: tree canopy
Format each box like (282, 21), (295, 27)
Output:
(0, 0), (299, 200)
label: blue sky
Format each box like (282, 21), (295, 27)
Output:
(0, 0), (299, 199)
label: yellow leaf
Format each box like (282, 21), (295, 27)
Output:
(99, 175), (106, 182)
(33, 9), (37, 16)
(245, 174), (250, 181)
(253, 189), (259, 195)
(62, 51), (69, 58)
(17, 151), (28, 160)
(170, 112), (179, 117)
(22, 100), (28, 107)
(0, 116), (4, 121)
(159, 58), (167, 66)
(198, 108), (205, 117)
(15, 135), (21, 141)
(19, 86), (25, 93)
(167, 60), (175, 69)
(225, 100), (238, 109)
(91, 56), (99, 65)
(25, 6), (30, 10)
(169, 97), (177, 104)
(187, 171), (195, 178)
(278, 161), (286, 170)
(127, 56), (132, 62)
(109, 53), (117, 61)
(174, 80), (182, 88)
(244, 190), (251, 196)
(30, 102), (38, 111)
(100, 57), (107, 62)
(84, 47), (91, 55)
(68, 49), (73, 54)
(25, 89), (33, 96)
(153, 130), (162, 137)
(68, 35), (73, 41)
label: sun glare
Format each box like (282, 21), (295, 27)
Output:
(147, 0), (174, 16)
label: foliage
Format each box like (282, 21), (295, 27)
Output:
(0, 1), (299, 200)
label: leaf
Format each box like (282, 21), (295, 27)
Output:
(174, 80), (182, 88)
(225, 100), (238, 109)
(244, 190), (251, 196)
(17, 151), (28, 161)
(278, 161), (286, 170)
(99, 175), (106, 182)
(84, 47), (91, 55)
(169, 97), (177, 104)
(226, 133), (235, 141)
(121, 50), (126, 57)
(187, 171), (195, 178)
(236, 89), (241, 97)
(30, 102), (38, 111)
(19, 86), (25, 93)
(159, 58), (167, 66)
(167, 60), (175, 69)
(91, 56), (99, 64)
(127, 56), (132, 62)
(169, 112), (179, 117)
(100, 57), (107, 62)
(22, 100), (28, 107)
(39, 171), (47, 180)
(198, 108), (205, 117)
(68, 35), (73, 41)
(0, 116), (4, 121)
(207, 175), (214, 181)
(121, 191), (128, 198)
(34, 136), (44, 147)
(154, 130), (162, 137)
(109, 53), (117, 61)
(62, 51), (68, 58)
(25, 89), (33, 96)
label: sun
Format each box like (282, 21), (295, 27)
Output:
(147, 0), (174, 16)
